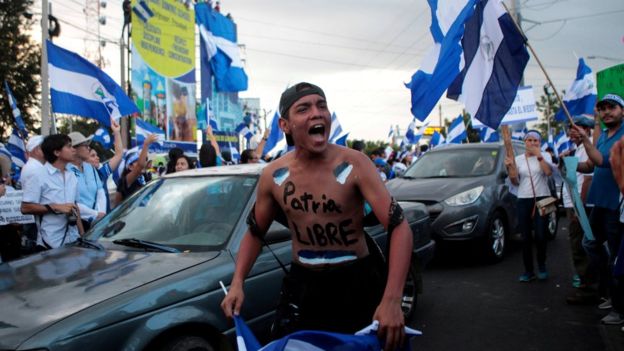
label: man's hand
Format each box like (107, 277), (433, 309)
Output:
(206, 125), (214, 137)
(110, 117), (120, 133)
(221, 283), (244, 319)
(263, 128), (270, 139)
(146, 133), (159, 145)
(373, 297), (405, 351)
(570, 124), (589, 142)
(610, 136), (624, 195)
(51, 203), (76, 215)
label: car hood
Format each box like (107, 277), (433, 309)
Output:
(387, 177), (486, 202)
(0, 246), (219, 349)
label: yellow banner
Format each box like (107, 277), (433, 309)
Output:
(132, 0), (195, 78)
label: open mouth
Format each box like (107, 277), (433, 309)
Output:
(308, 124), (326, 136)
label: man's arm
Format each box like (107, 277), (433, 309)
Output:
(572, 125), (604, 167)
(610, 136), (624, 195)
(356, 153), (412, 351)
(255, 128), (270, 157)
(504, 156), (519, 186)
(107, 117), (124, 172)
(221, 168), (277, 318)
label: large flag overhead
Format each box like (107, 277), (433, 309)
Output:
(47, 40), (139, 127)
(447, 0), (530, 130)
(405, 0), (477, 121)
(446, 115), (467, 144)
(4, 81), (27, 138)
(196, 3), (248, 92)
(554, 58), (597, 121)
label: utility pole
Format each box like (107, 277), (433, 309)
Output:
(41, 0), (51, 136)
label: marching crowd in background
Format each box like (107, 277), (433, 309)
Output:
(1, 94), (624, 334)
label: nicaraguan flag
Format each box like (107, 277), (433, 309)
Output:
(113, 146), (139, 185)
(92, 127), (113, 149)
(132, 0), (154, 23)
(135, 118), (165, 143)
(263, 111), (288, 158)
(430, 130), (446, 148)
(7, 128), (26, 168)
(447, 0), (530, 129)
(480, 127), (499, 142)
(511, 127), (527, 141)
(235, 122), (254, 141)
(541, 140), (549, 152)
(196, 3), (248, 92)
(47, 40), (139, 127)
(205, 98), (219, 131)
(554, 130), (570, 156)
(554, 58), (597, 121)
(4, 81), (27, 138)
(405, 0), (477, 121)
(329, 112), (349, 145)
(388, 125), (395, 140)
(228, 141), (240, 164)
(446, 115), (467, 144)
(414, 120), (430, 144)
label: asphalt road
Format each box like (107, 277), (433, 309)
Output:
(408, 216), (624, 351)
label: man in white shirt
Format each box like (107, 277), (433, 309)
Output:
(19, 135), (46, 251)
(21, 134), (83, 249)
(561, 115), (594, 289)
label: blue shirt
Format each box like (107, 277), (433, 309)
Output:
(587, 124), (624, 210)
(67, 162), (102, 211)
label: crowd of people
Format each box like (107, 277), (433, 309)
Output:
(503, 93), (624, 332)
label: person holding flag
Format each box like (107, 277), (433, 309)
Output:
(115, 134), (159, 203)
(221, 82), (413, 351)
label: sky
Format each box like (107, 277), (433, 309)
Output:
(34, 0), (624, 141)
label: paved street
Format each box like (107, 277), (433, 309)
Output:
(409, 217), (624, 351)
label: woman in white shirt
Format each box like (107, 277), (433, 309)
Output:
(505, 130), (553, 282)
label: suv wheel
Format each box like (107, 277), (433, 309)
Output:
(484, 212), (506, 263)
(160, 335), (215, 351)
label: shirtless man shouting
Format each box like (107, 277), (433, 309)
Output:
(221, 82), (413, 350)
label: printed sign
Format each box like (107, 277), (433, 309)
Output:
(0, 190), (34, 225)
(471, 86), (538, 128)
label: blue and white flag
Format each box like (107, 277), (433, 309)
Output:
(414, 120), (431, 145)
(447, 0), (530, 129)
(135, 118), (165, 143)
(405, 0), (478, 121)
(554, 58), (597, 122)
(7, 128), (26, 168)
(132, 0), (154, 23)
(263, 111), (288, 158)
(430, 130), (446, 148)
(196, 3), (248, 92)
(235, 316), (420, 351)
(4, 81), (27, 138)
(554, 130), (571, 156)
(388, 125), (395, 140)
(511, 127), (527, 141)
(235, 122), (254, 141)
(329, 112), (349, 145)
(92, 127), (113, 149)
(47, 40), (139, 127)
(446, 115), (467, 144)
(480, 127), (499, 142)
(228, 141), (240, 164)
(404, 119), (417, 145)
(205, 97), (219, 131)
(113, 146), (139, 185)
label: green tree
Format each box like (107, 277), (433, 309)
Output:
(535, 84), (564, 137)
(0, 0), (41, 138)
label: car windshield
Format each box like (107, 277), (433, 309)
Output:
(404, 148), (499, 178)
(87, 175), (257, 251)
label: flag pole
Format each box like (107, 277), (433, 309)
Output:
(501, 2), (575, 127)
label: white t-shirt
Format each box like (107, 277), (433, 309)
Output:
(19, 157), (44, 190)
(515, 153), (553, 199)
(21, 162), (80, 248)
(562, 144), (593, 208)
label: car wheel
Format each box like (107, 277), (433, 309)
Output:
(546, 211), (558, 240)
(484, 212), (506, 263)
(401, 269), (418, 320)
(160, 335), (215, 351)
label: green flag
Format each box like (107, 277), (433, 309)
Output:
(597, 63), (624, 99)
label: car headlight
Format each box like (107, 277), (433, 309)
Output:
(444, 186), (484, 206)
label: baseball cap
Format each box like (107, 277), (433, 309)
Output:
(570, 114), (595, 128)
(26, 135), (44, 152)
(596, 94), (624, 108)
(374, 158), (387, 167)
(279, 82), (326, 118)
(68, 132), (93, 147)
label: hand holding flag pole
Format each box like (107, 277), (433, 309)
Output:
(500, 2), (575, 127)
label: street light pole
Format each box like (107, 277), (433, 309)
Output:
(41, 0), (51, 135)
